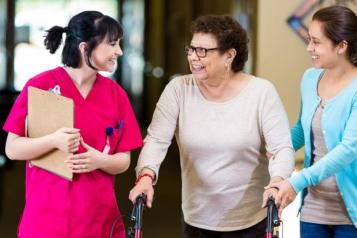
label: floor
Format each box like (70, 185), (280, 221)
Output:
(0, 147), (301, 238)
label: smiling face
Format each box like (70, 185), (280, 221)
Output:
(89, 37), (123, 72)
(187, 33), (227, 81)
(306, 20), (340, 69)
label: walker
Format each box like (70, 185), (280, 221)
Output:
(128, 193), (146, 238)
(266, 197), (281, 238)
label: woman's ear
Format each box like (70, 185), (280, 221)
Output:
(337, 40), (348, 55)
(78, 42), (88, 54)
(226, 48), (237, 63)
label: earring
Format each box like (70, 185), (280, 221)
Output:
(225, 60), (232, 72)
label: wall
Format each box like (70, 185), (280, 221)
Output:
(256, 0), (314, 160)
(256, 0), (310, 124)
(256, 1), (357, 160)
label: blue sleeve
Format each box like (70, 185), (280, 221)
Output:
(289, 94), (357, 193)
(291, 99), (305, 151)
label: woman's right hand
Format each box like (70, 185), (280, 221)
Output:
(51, 127), (80, 153)
(129, 173), (155, 208)
(265, 179), (296, 217)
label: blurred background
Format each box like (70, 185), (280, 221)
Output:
(0, 0), (356, 237)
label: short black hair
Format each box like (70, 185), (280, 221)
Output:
(44, 11), (123, 69)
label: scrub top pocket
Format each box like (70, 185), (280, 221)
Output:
(103, 124), (123, 154)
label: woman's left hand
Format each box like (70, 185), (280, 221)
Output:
(262, 176), (282, 208)
(265, 180), (297, 217)
(262, 187), (278, 208)
(66, 137), (102, 173)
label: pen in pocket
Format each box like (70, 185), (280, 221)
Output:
(102, 120), (123, 154)
(103, 127), (114, 154)
(117, 119), (123, 132)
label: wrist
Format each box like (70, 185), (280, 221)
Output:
(136, 173), (155, 185)
(96, 150), (116, 170)
(270, 176), (284, 183)
(47, 132), (57, 149)
(97, 153), (109, 170)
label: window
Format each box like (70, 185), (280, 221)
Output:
(14, 0), (119, 91)
(0, 0), (6, 90)
(120, 0), (145, 116)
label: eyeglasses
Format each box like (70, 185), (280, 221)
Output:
(184, 45), (220, 58)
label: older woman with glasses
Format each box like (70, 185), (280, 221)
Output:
(129, 15), (295, 237)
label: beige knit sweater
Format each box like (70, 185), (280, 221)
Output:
(136, 74), (295, 231)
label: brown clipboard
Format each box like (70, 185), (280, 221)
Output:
(27, 86), (74, 180)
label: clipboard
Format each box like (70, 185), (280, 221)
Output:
(27, 86), (74, 180)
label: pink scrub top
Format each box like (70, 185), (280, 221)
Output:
(3, 67), (143, 238)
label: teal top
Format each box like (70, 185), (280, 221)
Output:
(288, 67), (357, 227)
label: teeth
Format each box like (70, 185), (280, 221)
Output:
(192, 65), (203, 69)
(312, 55), (318, 59)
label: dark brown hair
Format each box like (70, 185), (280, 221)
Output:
(313, 5), (357, 66)
(191, 15), (248, 72)
(44, 11), (123, 69)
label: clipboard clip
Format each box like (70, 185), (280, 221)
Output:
(49, 85), (61, 95)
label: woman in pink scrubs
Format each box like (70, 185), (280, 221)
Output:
(3, 11), (142, 238)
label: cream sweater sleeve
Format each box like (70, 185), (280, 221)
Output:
(259, 82), (295, 179)
(135, 78), (181, 182)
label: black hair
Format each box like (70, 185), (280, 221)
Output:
(313, 5), (357, 66)
(44, 11), (123, 69)
(191, 15), (248, 72)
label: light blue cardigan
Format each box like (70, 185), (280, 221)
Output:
(288, 67), (357, 227)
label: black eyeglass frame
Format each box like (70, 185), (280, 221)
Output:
(184, 45), (220, 58)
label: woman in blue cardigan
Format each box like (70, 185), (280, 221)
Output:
(267, 5), (357, 238)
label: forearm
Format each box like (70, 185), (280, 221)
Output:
(133, 82), (179, 180)
(269, 147), (295, 179)
(5, 133), (56, 160)
(265, 123), (296, 179)
(99, 151), (131, 175)
(288, 144), (356, 193)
